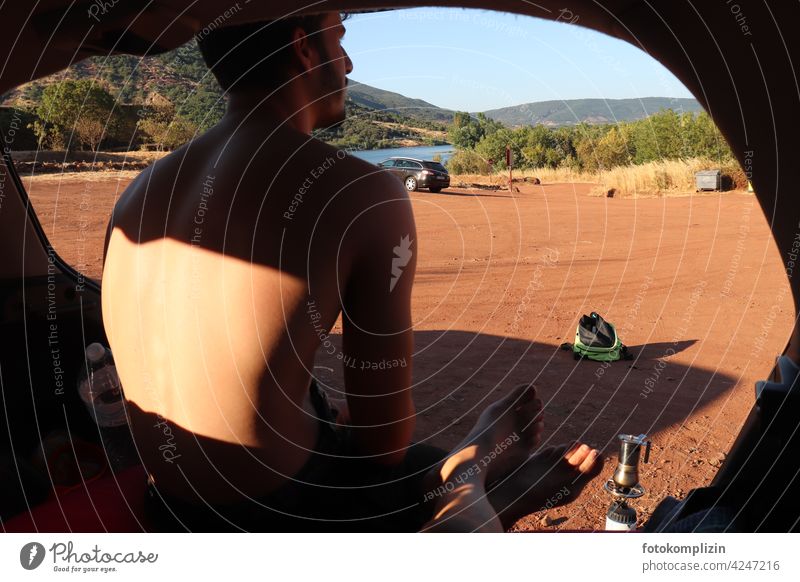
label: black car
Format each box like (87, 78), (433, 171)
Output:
(377, 157), (450, 192)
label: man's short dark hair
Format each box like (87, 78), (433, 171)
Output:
(197, 14), (332, 92)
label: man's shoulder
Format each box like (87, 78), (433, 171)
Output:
(306, 138), (408, 200)
(306, 138), (377, 174)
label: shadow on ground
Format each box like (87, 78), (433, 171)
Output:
(313, 331), (734, 454)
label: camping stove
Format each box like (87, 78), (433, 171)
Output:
(603, 433), (651, 531)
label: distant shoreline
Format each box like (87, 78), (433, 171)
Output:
(9, 142), (455, 175)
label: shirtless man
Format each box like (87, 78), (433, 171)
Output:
(102, 11), (600, 531)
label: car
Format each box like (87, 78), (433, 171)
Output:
(377, 157), (450, 192)
(0, 0), (799, 534)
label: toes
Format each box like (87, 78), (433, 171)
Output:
(561, 442), (581, 461)
(566, 443), (592, 466)
(515, 397), (543, 426)
(511, 385), (537, 410)
(523, 409), (544, 430)
(562, 444), (602, 476)
(519, 383), (538, 400)
(510, 383), (535, 401)
(578, 449), (601, 474)
(522, 418), (545, 446)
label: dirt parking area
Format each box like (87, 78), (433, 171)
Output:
(24, 172), (792, 530)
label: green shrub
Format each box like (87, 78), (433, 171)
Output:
(445, 149), (492, 174)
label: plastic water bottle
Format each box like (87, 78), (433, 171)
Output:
(78, 343), (127, 426)
(77, 343), (136, 471)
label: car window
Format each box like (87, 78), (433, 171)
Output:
(423, 161), (448, 173)
(397, 160), (420, 169)
(379, 159), (395, 167)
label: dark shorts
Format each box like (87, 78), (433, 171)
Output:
(144, 382), (447, 532)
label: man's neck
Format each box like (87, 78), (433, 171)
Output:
(226, 88), (316, 135)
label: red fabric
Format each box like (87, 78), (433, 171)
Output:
(3, 465), (148, 532)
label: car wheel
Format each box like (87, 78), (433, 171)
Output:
(429, 187), (442, 193)
(404, 176), (418, 191)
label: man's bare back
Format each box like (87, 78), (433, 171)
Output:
(102, 14), (602, 531)
(102, 14), (417, 506)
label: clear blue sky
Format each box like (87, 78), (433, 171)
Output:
(343, 8), (694, 112)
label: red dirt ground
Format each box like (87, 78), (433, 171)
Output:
(25, 174), (793, 531)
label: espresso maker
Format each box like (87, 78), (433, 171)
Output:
(603, 433), (651, 530)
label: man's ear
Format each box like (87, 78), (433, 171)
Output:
(290, 27), (315, 73)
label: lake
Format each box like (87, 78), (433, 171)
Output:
(349, 144), (455, 165)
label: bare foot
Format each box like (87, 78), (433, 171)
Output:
(488, 443), (603, 528)
(421, 384), (544, 532)
(429, 383), (544, 493)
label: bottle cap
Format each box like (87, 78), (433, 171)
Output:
(85, 342), (106, 363)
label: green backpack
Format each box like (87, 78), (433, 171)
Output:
(568, 312), (631, 362)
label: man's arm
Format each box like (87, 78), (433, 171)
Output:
(341, 178), (417, 466)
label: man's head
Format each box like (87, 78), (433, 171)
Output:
(197, 12), (352, 129)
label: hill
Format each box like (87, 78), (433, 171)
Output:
(482, 97), (703, 127)
(346, 81), (453, 123)
(1, 37), (707, 153)
(0, 45), (450, 150)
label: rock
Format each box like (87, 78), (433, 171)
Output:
(709, 452), (727, 467)
(540, 514), (556, 527)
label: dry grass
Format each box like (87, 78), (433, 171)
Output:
(450, 157), (751, 198)
(10, 149), (165, 178)
(373, 121), (448, 142)
(21, 171), (142, 185)
(10, 150), (168, 164)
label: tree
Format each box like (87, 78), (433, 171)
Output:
(72, 116), (106, 152)
(448, 111), (483, 149)
(572, 123), (610, 171)
(475, 127), (518, 170)
(445, 149), (492, 174)
(137, 98), (199, 151)
(448, 111), (504, 150)
(514, 125), (558, 168)
(627, 109), (683, 163)
(594, 126), (632, 169)
(684, 111), (732, 160)
(31, 79), (118, 150)
(550, 126), (577, 167)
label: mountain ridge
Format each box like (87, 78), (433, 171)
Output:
(480, 97), (703, 127)
(347, 80), (453, 123)
(347, 82), (703, 127)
